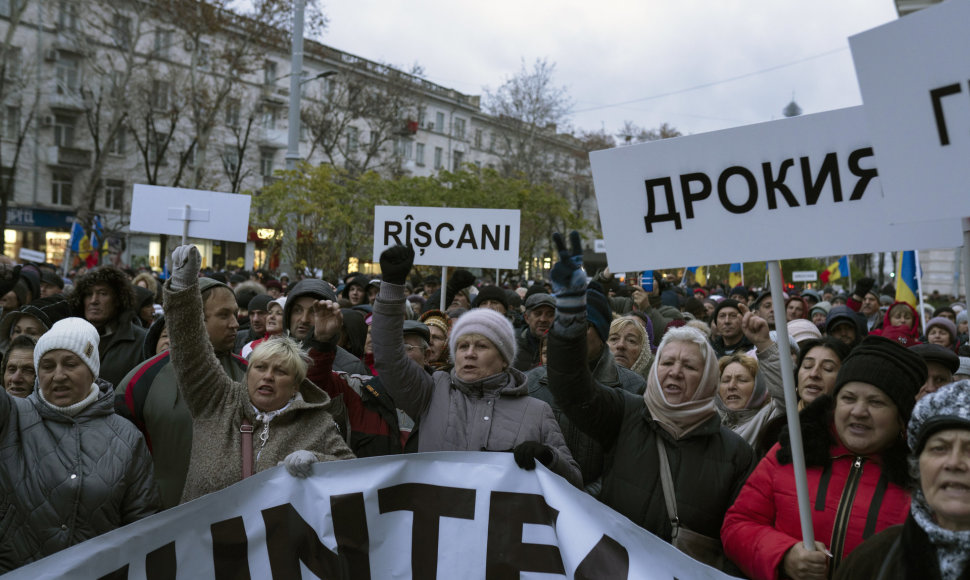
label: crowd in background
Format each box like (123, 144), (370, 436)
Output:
(0, 242), (968, 579)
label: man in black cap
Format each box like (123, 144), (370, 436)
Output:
(286, 278), (368, 375)
(751, 290), (775, 330)
(711, 299), (752, 358)
(472, 285), (509, 316)
(234, 293), (272, 354)
(513, 293), (555, 371)
(911, 343), (961, 401)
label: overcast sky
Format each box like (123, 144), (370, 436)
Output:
(313, 1), (899, 139)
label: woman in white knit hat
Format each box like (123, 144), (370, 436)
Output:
(371, 245), (581, 487)
(0, 317), (159, 572)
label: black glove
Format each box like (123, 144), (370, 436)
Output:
(0, 265), (21, 298)
(513, 441), (554, 470)
(852, 277), (875, 300)
(379, 245), (415, 286)
(447, 269), (476, 293)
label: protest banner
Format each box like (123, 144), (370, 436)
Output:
(6, 453), (730, 580)
(372, 206), (520, 270)
(589, 106), (961, 273)
(849, 0), (970, 224)
(129, 185), (252, 244)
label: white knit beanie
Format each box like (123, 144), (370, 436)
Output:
(449, 308), (517, 364)
(34, 317), (101, 378)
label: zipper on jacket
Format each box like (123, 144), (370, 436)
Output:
(829, 456), (864, 574)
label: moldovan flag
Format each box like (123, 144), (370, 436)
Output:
(686, 266), (706, 286)
(728, 263), (743, 288)
(896, 251), (919, 308)
(69, 221), (84, 253)
(820, 256), (849, 284)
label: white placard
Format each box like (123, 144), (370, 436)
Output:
(17, 247), (45, 263)
(129, 184), (252, 243)
(594, 239), (607, 253)
(372, 206), (520, 269)
(589, 106), (962, 272)
(5, 453), (731, 580)
(792, 271), (818, 282)
(850, 0), (970, 224)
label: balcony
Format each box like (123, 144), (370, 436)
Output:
(46, 145), (91, 167)
(259, 128), (288, 149)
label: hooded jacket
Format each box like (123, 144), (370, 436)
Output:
(869, 301), (922, 346)
(721, 395), (912, 580)
(164, 279), (354, 503)
(285, 279), (369, 375)
(372, 282), (582, 488)
(0, 381), (159, 572)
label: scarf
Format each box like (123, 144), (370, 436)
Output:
(911, 490), (970, 580)
(643, 339), (719, 439)
(38, 382), (100, 417)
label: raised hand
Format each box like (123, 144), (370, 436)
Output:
(170, 245), (201, 290)
(379, 245), (415, 286)
(311, 299), (343, 342)
(550, 231), (587, 296)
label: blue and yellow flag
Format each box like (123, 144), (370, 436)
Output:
(895, 251), (919, 308)
(69, 221), (84, 253)
(821, 256), (850, 284)
(729, 263), (743, 288)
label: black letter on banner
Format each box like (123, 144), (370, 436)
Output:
(679, 172), (711, 219)
(848, 147), (878, 201)
(384, 221), (403, 246)
(456, 224), (478, 249)
(145, 542), (177, 580)
(435, 223), (455, 248)
(716, 167), (758, 214)
(930, 83), (962, 146)
(97, 566), (129, 580)
(485, 491), (565, 580)
(378, 483), (476, 580)
(643, 177), (683, 232)
(331, 492), (371, 579)
(413, 222), (432, 248)
(211, 516), (252, 580)
(261, 502), (358, 579)
(481, 224), (501, 251)
(762, 160), (800, 209)
(574, 535), (630, 580)
(799, 153), (842, 205)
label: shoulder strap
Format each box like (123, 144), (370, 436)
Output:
(655, 437), (679, 530)
(241, 418), (254, 479)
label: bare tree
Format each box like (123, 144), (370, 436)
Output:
(483, 57), (572, 183)
(616, 121), (681, 145)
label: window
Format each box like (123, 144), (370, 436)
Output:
(53, 115), (75, 147)
(415, 143), (425, 166)
(151, 80), (170, 110)
(260, 105), (277, 130)
(435, 112), (444, 134)
(54, 55), (80, 95)
(346, 126), (359, 152)
(2, 46), (21, 81)
(111, 15), (132, 50)
(452, 150), (464, 171)
(225, 98), (240, 127)
(107, 128), (126, 155)
(0, 167), (12, 194)
(260, 150), (274, 177)
(489, 134), (496, 152)
(263, 60), (277, 86)
(223, 148), (239, 175)
(369, 131), (379, 151)
(148, 133), (168, 165)
(453, 118), (466, 140)
(433, 146), (443, 170)
(0, 0), (26, 18)
(3, 106), (19, 140)
(51, 173), (73, 205)
(197, 41), (211, 70)
(103, 179), (124, 210)
(57, 1), (78, 32)
(417, 109), (426, 128)
(474, 129), (483, 149)
(395, 139), (412, 159)
(154, 29), (172, 59)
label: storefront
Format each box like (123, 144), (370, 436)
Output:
(3, 207), (74, 265)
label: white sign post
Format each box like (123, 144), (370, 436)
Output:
(372, 206), (520, 270)
(130, 185), (252, 244)
(849, 0), (970, 225)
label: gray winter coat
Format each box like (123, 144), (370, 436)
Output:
(0, 380), (159, 572)
(373, 283), (582, 488)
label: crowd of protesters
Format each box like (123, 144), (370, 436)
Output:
(0, 239), (968, 579)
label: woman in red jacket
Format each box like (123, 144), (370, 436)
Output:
(721, 336), (926, 580)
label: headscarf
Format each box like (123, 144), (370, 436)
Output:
(644, 326), (719, 439)
(609, 317), (653, 382)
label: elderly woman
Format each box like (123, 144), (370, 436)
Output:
(0, 318), (158, 571)
(165, 246), (353, 503)
(419, 309), (451, 371)
(543, 233), (754, 571)
(722, 335), (926, 580)
(373, 246), (581, 488)
(716, 351), (783, 452)
(3, 335), (37, 398)
(606, 316), (653, 382)
(835, 380), (970, 579)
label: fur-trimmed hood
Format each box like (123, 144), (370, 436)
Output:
(776, 394), (913, 489)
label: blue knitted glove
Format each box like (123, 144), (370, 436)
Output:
(550, 231), (588, 336)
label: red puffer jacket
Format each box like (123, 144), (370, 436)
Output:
(721, 396), (911, 580)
